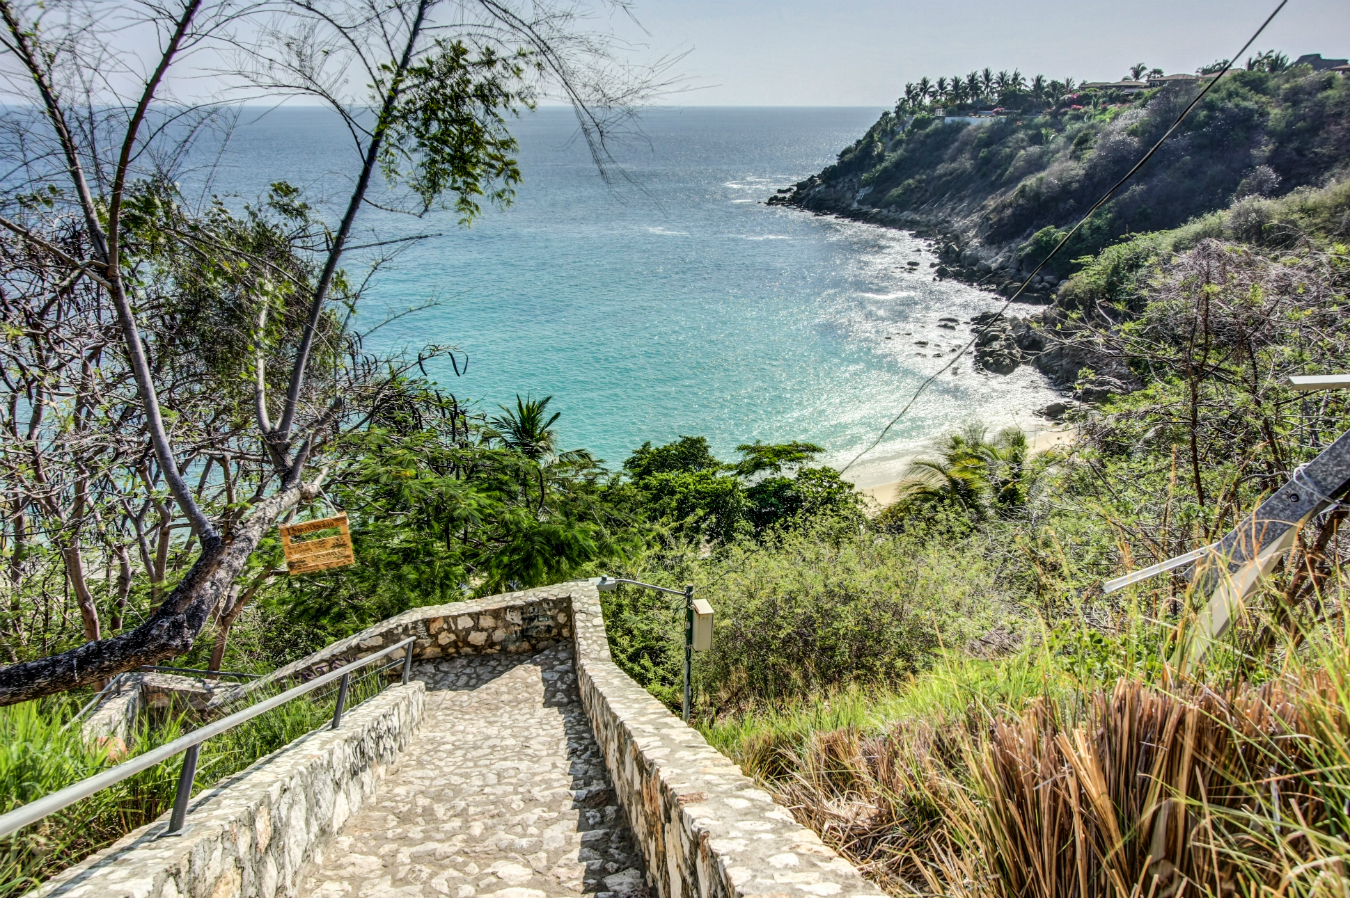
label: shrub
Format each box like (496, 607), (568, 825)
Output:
(609, 520), (1000, 712)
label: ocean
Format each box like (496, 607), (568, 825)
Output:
(206, 106), (1058, 486)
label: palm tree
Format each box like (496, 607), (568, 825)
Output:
(972, 429), (1035, 514)
(980, 67), (995, 98)
(888, 424), (992, 518)
(994, 70), (1011, 95)
(1129, 62), (1149, 80)
(1246, 50), (1289, 73)
(936, 76), (949, 102)
(965, 71), (982, 102)
(1031, 74), (1047, 103)
(1064, 77), (1076, 93)
(917, 76), (933, 103)
(885, 426), (1053, 522)
(1010, 68), (1026, 92)
(489, 394), (561, 462)
(950, 77), (967, 106)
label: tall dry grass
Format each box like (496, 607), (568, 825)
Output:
(737, 629), (1350, 898)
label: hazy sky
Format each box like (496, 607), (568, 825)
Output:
(42, 0), (1350, 108)
(609, 0), (1350, 106)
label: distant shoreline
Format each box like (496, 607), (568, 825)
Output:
(844, 424), (1076, 509)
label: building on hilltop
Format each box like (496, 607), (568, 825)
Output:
(1147, 73), (1202, 87)
(1080, 79), (1149, 94)
(1295, 53), (1349, 71)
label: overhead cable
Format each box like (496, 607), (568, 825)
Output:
(840, 0), (1289, 475)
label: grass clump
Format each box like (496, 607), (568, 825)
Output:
(704, 605), (1350, 898)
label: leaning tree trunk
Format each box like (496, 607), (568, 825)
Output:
(0, 482), (309, 706)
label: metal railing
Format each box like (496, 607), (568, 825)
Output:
(0, 637), (417, 840)
(597, 577), (697, 721)
(137, 665), (261, 681)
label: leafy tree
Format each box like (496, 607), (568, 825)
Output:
(640, 470), (749, 546)
(624, 436), (721, 481)
(733, 441), (824, 477)
(744, 467), (863, 534)
(0, 0), (661, 703)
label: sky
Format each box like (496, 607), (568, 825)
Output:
(12, 0), (1348, 108)
(605, 0), (1350, 106)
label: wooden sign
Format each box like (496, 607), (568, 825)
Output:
(280, 513), (355, 575)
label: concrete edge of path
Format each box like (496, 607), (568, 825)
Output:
(33, 682), (426, 898)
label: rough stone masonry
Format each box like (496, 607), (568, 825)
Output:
(35, 583), (887, 898)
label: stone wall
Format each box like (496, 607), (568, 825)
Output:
(43, 583), (884, 898)
(81, 674), (143, 749)
(37, 683), (425, 898)
(209, 591), (572, 711)
(84, 674), (233, 751)
(569, 581), (886, 898)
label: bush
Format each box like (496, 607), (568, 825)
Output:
(609, 519), (1001, 712)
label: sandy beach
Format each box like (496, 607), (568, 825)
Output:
(848, 425), (1078, 509)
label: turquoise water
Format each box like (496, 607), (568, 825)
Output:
(211, 107), (1057, 484)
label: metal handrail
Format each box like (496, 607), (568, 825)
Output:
(0, 636), (417, 840)
(597, 576), (698, 722)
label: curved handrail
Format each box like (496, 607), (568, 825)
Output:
(0, 636), (416, 840)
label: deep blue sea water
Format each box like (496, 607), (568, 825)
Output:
(206, 106), (1057, 485)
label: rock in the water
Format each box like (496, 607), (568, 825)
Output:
(974, 319), (1022, 374)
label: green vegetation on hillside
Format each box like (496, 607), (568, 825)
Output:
(804, 64), (1348, 274)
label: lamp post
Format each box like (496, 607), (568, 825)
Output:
(1102, 373), (1350, 671)
(597, 577), (713, 722)
(681, 584), (694, 722)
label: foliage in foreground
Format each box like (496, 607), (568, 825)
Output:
(0, 670), (389, 896)
(603, 514), (1010, 710)
(705, 606), (1350, 898)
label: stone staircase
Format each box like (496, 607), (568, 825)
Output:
(297, 646), (644, 898)
(37, 582), (886, 898)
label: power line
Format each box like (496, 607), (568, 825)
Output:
(839, 0), (1288, 476)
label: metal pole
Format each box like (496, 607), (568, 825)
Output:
(682, 585), (694, 722)
(332, 673), (351, 729)
(167, 743), (200, 834)
(402, 640), (415, 685)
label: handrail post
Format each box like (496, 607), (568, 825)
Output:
(332, 673), (351, 729)
(682, 585), (694, 723)
(402, 640), (415, 685)
(166, 744), (200, 835)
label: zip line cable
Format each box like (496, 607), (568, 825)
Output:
(839, 0), (1288, 476)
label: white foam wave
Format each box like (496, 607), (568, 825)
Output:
(858, 291), (916, 301)
(646, 227), (690, 237)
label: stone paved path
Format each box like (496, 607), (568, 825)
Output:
(298, 645), (646, 898)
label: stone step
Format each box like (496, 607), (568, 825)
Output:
(298, 645), (645, 898)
